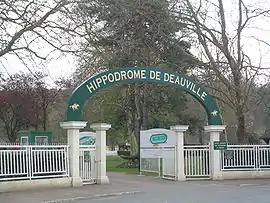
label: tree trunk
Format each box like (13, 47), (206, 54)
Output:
(236, 109), (248, 143)
(198, 129), (203, 145)
(43, 106), (47, 131)
(134, 83), (142, 148)
(141, 83), (148, 130)
(232, 67), (248, 143)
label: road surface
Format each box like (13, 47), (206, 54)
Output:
(1, 173), (270, 203)
(74, 179), (270, 203)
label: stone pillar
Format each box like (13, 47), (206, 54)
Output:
(90, 123), (111, 184)
(204, 125), (226, 180)
(170, 125), (189, 181)
(60, 121), (87, 187)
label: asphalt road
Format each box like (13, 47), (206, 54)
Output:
(2, 172), (270, 203)
(74, 181), (270, 203)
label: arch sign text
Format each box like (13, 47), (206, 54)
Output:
(66, 67), (222, 125)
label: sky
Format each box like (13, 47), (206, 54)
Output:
(1, 52), (76, 86)
(1, 0), (269, 86)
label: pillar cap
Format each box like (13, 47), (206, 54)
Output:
(60, 121), (87, 129)
(170, 125), (189, 132)
(204, 125), (226, 132)
(90, 123), (111, 131)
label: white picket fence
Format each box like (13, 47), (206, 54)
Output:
(0, 144), (69, 181)
(2, 143), (270, 183)
(222, 144), (270, 171)
(184, 144), (270, 178)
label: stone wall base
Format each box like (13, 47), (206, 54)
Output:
(213, 171), (270, 180)
(0, 177), (72, 193)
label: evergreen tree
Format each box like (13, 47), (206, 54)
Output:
(74, 0), (202, 150)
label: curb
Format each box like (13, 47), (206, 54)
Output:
(40, 191), (142, 203)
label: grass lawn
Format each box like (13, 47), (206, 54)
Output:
(106, 155), (159, 176)
(106, 155), (138, 174)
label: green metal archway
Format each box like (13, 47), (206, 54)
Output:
(66, 67), (222, 125)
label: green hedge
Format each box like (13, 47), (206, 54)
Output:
(117, 150), (131, 156)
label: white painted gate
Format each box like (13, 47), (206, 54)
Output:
(140, 128), (177, 179)
(184, 145), (211, 179)
(140, 147), (161, 176)
(139, 146), (176, 179)
(162, 147), (176, 180)
(79, 146), (96, 184)
(139, 128), (212, 180)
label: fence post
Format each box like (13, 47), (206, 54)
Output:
(254, 145), (259, 169)
(60, 121), (87, 187)
(28, 146), (33, 180)
(170, 125), (189, 181)
(204, 125), (226, 180)
(90, 123), (111, 184)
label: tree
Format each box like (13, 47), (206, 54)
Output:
(32, 73), (65, 130)
(0, 90), (31, 142)
(74, 0), (200, 151)
(0, 74), (35, 141)
(175, 0), (270, 143)
(0, 72), (61, 141)
(0, 0), (85, 73)
(260, 84), (270, 130)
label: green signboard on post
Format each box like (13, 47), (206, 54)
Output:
(213, 141), (227, 150)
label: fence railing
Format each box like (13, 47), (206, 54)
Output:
(221, 145), (270, 171)
(79, 145), (96, 184)
(0, 144), (69, 181)
(184, 145), (210, 178)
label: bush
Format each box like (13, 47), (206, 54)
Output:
(119, 155), (138, 160)
(117, 150), (131, 156)
(117, 155), (139, 168)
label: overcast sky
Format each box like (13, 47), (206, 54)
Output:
(1, 52), (76, 86)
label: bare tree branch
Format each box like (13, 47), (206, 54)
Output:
(0, 0), (88, 77)
(176, 0), (270, 143)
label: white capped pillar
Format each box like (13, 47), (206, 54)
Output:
(60, 121), (87, 187)
(170, 125), (189, 181)
(90, 123), (111, 184)
(204, 125), (226, 180)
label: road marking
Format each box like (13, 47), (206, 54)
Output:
(92, 196), (120, 201)
(239, 184), (259, 187)
(239, 183), (270, 188)
(40, 191), (142, 203)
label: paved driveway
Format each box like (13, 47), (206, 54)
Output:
(1, 173), (270, 203)
(74, 174), (270, 203)
(75, 181), (270, 203)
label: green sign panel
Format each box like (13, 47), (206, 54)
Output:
(66, 67), (222, 125)
(150, 133), (168, 144)
(213, 141), (227, 150)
